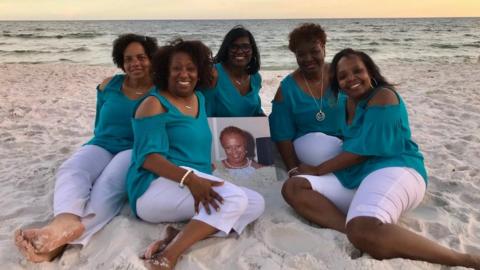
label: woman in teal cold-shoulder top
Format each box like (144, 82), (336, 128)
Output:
(282, 48), (480, 269)
(269, 23), (344, 177)
(14, 34), (157, 263)
(199, 25), (264, 117)
(127, 39), (264, 269)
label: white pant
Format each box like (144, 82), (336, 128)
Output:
(293, 132), (343, 166)
(137, 168), (265, 236)
(302, 167), (426, 224)
(294, 132), (425, 224)
(54, 145), (131, 245)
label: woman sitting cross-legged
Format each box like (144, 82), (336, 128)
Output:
(126, 39), (265, 269)
(281, 48), (480, 268)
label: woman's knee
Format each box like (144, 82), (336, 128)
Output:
(281, 177), (309, 204)
(346, 217), (390, 259)
(219, 183), (249, 214)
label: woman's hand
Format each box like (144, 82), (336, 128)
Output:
(297, 163), (319, 175)
(184, 174), (224, 214)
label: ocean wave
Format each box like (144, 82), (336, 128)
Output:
(368, 42), (380, 46)
(0, 49), (51, 54)
(2, 32), (104, 39)
(462, 43), (480, 48)
(52, 47), (90, 53)
(379, 38), (399, 42)
(430, 44), (459, 49)
(345, 29), (364, 33)
(403, 38), (416, 41)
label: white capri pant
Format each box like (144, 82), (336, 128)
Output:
(137, 167), (265, 236)
(293, 132), (426, 224)
(54, 145), (131, 245)
(300, 167), (426, 224)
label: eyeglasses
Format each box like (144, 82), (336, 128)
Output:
(229, 43), (252, 53)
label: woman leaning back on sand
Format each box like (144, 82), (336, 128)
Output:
(126, 39), (265, 269)
(281, 48), (480, 269)
(14, 33), (157, 262)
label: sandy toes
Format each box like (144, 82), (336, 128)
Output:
(142, 226), (180, 260)
(14, 230), (65, 262)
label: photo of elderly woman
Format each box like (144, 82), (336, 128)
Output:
(219, 126), (263, 178)
(209, 117), (282, 181)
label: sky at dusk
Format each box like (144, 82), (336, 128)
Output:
(0, 0), (479, 20)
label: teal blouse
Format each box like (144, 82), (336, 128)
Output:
(126, 91), (212, 216)
(268, 74), (343, 142)
(334, 90), (428, 189)
(85, 74), (153, 154)
(199, 63), (263, 117)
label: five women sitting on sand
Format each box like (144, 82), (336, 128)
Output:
(14, 24), (480, 269)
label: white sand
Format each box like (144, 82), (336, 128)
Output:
(0, 62), (479, 269)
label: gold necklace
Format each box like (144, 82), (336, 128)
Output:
(302, 72), (325, 122)
(123, 79), (150, 95)
(233, 75), (250, 86)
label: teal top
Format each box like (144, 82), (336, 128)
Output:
(333, 90), (428, 189)
(199, 63), (263, 117)
(126, 90), (212, 216)
(268, 74), (343, 142)
(85, 74), (154, 154)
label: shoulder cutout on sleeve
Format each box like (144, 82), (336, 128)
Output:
(98, 76), (113, 92)
(135, 96), (166, 118)
(367, 88), (399, 107)
(273, 86), (284, 102)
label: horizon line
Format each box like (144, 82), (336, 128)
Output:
(1, 16), (479, 22)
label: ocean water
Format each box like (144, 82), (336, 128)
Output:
(0, 18), (479, 69)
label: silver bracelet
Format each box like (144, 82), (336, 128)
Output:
(179, 169), (193, 188)
(287, 166), (299, 176)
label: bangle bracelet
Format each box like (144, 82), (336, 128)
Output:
(287, 166), (299, 176)
(179, 169), (193, 188)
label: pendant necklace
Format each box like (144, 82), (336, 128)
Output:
(224, 158), (251, 169)
(302, 72), (325, 122)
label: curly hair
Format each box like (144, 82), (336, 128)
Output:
(112, 33), (158, 70)
(288, 23), (327, 53)
(152, 38), (214, 91)
(214, 25), (261, 74)
(330, 48), (395, 97)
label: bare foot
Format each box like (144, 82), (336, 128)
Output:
(142, 226), (180, 260)
(144, 253), (174, 270)
(15, 230), (65, 262)
(14, 214), (84, 262)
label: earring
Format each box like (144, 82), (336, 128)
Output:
(370, 78), (378, 89)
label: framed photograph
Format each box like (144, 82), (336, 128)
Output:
(208, 117), (287, 182)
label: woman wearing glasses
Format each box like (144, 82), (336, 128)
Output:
(200, 25), (264, 117)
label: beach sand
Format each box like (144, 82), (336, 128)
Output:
(1, 62), (479, 269)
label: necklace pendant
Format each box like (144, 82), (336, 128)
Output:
(316, 111), (325, 122)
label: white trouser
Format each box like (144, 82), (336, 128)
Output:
(137, 168), (265, 236)
(301, 167), (426, 224)
(53, 145), (131, 245)
(293, 132), (343, 166)
(293, 132), (425, 224)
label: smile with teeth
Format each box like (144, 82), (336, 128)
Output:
(178, 81), (191, 86)
(350, 82), (361, 89)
